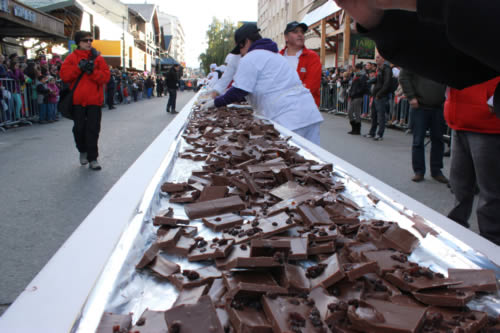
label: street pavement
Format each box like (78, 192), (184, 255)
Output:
(0, 96), (478, 317)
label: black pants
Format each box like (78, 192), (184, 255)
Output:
(167, 88), (177, 111)
(369, 96), (389, 137)
(106, 88), (115, 108)
(73, 105), (102, 162)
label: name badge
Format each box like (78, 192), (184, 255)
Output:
(300, 67), (306, 73)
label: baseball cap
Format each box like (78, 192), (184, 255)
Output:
(284, 21), (308, 34)
(231, 23), (260, 54)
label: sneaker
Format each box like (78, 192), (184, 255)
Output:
(373, 135), (383, 141)
(364, 134), (374, 138)
(171, 110), (178, 114)
(80, 152), (89, 165)
(432, 174), (449, 184)
(412, 174), (424, 182)
(89, 160), (102, 170)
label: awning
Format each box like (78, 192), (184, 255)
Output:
(159, 56), (179, 66)
(0, 0), (66, 39)
(301, 0), (340, 27)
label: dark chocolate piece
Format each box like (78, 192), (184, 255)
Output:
(153, 215), (189, 226)
(422, 306), (488, 333)
(168, 265), (222, 290)
(306, 226), (338, 242)
(188, 239), (234, 261)
(385, 268), (462, 292)
(215, 243), (283, 270)
(96, 312), (132, 333)
(282, 263), (311, 292)
(308, 287), (341, 326)
(156, 227), (183, 249)
(269, 181), (310, 200)
(310, 253), (346, 288)
(207, 278), (226, 307)
(223, 271), (287, 299)
(185, 196), (246, 219)
(161, 182), (188, 193)
(226, 300), (273, 333)
(297, 204), (333, 226)
(361, 249), (414, 275)
(173, 284), (209, 307)
(380, 223), (419, 254)
(202, 213), (244, 231)
(271, 236), (309, 260)
(413, 288), (475, 307)
(136, 242), (161, 269)
(198, 185), (228, 202)
(164, 296), (224, 333)
(130, 309), (167, 333)
(169, 189), (200, 203)
(250, 239), (290, 258)
(308, 240), (336, 255)
(165, 235), (197, 256)
(342, 261), (379, 281)
(448, 268), (498, 293)
(149, 255), (180, 278)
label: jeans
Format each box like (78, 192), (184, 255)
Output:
(47, 103), (57, 121)
(38, 103), (48, 121)
(369, 96), (389, 137)
(411, 107), (445, 176)
(72, 105), (102, 162)
(167, 89), (177, 111)
(12, 93), (22, 120)
(448, 131), (500, 245)
(147, 87), (153, 98)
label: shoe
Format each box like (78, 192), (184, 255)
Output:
(432, 174), (449, 184)
(444, 149), (451, 157)
(348, 121), (356, 135)
(373, 135), (383, 141)
(109, 106), (116, 110)
(171, 110), (178, 114)
(412, 174), (424, 182)
(354, 122), (361, 135)
(89, 160), (102, 170)
(364, 134), (374, 138)
(80, 152), (89, 165)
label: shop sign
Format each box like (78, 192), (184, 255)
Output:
(0, 0), (9, 13)
(13, 4), (36, 23)
(349, 34), (376, 59)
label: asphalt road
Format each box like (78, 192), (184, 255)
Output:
(0, 95), (478, 317)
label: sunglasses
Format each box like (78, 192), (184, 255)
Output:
(81, 39), (93, 43)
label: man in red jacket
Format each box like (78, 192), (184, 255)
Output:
(60, 31), (110, 170)
(279, 21), (322, 107)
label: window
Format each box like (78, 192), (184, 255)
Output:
(94, 25), (100, 40)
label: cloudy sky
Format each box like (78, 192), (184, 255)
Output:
(121, 0), (258, 68)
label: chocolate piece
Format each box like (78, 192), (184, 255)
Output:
(173, 284), (209, 307)
(131, 309), (168, 333)
(198, 185), (228, 202)
(262, 295), (327, 333)
(223, 271), (287, 299)
(308, 240), (335, 255)
(308, 287), (341, 326)
(149, 255), (180, 278)
(181, 226), (198, 237)
(271, 236), (308, 260)
(363, 273), (401, 300)
(267, 191), (321, 216)
(328, 279), (366, 301)
(282, 263), (311, 292)
(361, 249), (414, 275)
(216, 308), (232, 333)
(345, 242), (377, 262)
(310, 253), (346, 288)
(165, 235), (197, 256)
(380, 223), (419, 254)
(216, 243), (283, 270)
(347, 299), (427, 333)
(207, 278), (227, 307)
(385, 268), (462, 292)
(185, 196), (246, 219)
(422, 307), (488, 333)
(269, 181), (310, 200)
(448, 268), (498, 292)
(161, 182), (188, 193)
(202, 213), (244, 231)
(188, 239), (234, 261)
(164, 296), (224, 333)
(342, 261), (379, 281)
(297, 204), (333, 226)
(136, 242), (161, 269)
(226, 300), (273, 333)
(307, 226), (338, 242)
(188, 175), (212, 186)
(169, 190), (200, 203)
(153, 215), (189, 226)
(413, 288), (475, 307)
(168, 265), (222, 290)
(250, 239), (290, 258)
(96, 312), (132, 333)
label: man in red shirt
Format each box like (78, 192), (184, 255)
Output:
(279, 21), (322, 107)
(60, 31), (110, 170)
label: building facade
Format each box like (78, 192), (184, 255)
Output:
(158, 12), (185, 66)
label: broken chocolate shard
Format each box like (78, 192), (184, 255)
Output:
(297, 204), (333, 226)
(448, 268), (498, 293)
(413, 288), (475, 307)
(131, 309), (168, 333)
(185, 196), (246, 219)
(149, 255), (180, 278)
(310, 253), (345, 289)
(223, 270), (287, 299)
(202, 213), (244, 231)
(173, 284), (209, 307)
(96, 312), (132, 333)
(168, 265), (222, 290)
(188, 239), (234, 262)
(161, 182), (188, 193)
(380, 223), (419, 254)
(164, 296), (224, 333)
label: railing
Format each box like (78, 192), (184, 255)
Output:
(0, 78), (38, 131)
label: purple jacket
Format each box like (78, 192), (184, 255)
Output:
(8, 69), (25, 93)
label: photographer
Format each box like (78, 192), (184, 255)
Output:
(60, 31), (110, 170)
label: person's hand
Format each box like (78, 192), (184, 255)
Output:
(201, 99), (215, 111)
(409, 97), (419, 109)
(78, 59), (89, 72)
(85, 60), (95, 74)
(210, 90), (219, 99)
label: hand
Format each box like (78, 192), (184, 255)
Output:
(201, 99), (215, 111)
(78, 59), (89, 72)
(409, 97), (419, 109)
(85, 60), (95, 74)
(209, 90), (219, 99)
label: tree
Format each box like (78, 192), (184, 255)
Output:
(199, 18), (237, 75)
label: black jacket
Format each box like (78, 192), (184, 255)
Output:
(372, 64), (392, 99)
(165, 68), (179, 90)
(349, 72), (369, 99)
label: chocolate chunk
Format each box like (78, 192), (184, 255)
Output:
(223, 271), (287, 299)
(207, 278), (227, 307)
(173, 284), (209, 307)
(156, 227), (183, 249)
(282, 263), (312, 292)
(161, 182), (188, 193)
(448, 268), (498, 293)
(198, 185), (229, 202)
(136, 242), (161, 269)
(380, 223), (419, 254)
(130, 309), (168, 333)
(169, 190), (201, 203)
(165, 235), (197, 256)
(185, 196), (246, 219)
(310, 254), (345, 289)
(226, 299), (273, 333)
(308, 240), (336, 255)
(271, 237), (309, 260)
(188, 239), (234, 262)
(153, 215), (189, 226)
(361, 249), (415, 275)
(422, 307), (488, 333)
(215, 243), (283, 270)
(96, 312), (132, 333)
(168, 265), (221, 290)
(342, 261), (379, 281)
(250, 239), (291, 258)
(413, 288), (475, 307)
(297, 204), (333, 226)
(269, 181), (311, 200)
(202, 213), (244, 231)
(149, 255), (180, 278)
(164, 296), (224, 333)
(385, 268), (462, 292)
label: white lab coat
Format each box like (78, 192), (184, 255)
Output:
(213, 54), (241, 94)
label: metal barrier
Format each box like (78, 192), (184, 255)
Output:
(1, 78), (38, 131)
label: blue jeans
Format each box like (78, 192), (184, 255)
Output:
(411, 106), (445, 176)
(47, 103), (57, 121)
(369, 96), (389, 137)
(147, 87), (153, 98)
(38, 103), (48, 121)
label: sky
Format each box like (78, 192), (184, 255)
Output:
(121, 0), (258, 68)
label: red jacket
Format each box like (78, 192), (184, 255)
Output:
(444, 77), (500, 134)
(280, 46), (322, 107)
(60, 49), (110, 107)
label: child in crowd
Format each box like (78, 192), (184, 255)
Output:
(46, 76), (59, 121)
(36, 75), (49, 123)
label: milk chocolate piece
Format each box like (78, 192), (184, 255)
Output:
(308, 240), (335, 255)
(131, 309), (167, 333)
(181, 226), (198, 237)
(250, 239), (290, 258)
(185, 196), (246, 219)
(226, 300), (273, 333)
(310, 253), (346, 288)
(361, 249), (415, 275)
(328, 279), (365, 301)
(385, 268), (461, 292)
(202, 213), (244, 231)
(342, 261), (379, 281)
(164, 296), (224, 333)
(413, 288), (475, 307)
(216, 243), (283, 270)
(149, 255), (180, 278)
(297, 204), (333, 226)
(267, 191), (321, 216)
(363, 273), (401, 300)
(161, 182), (188, 193)
(282, 263), (311, 292)
(307, 226), (338, 242)
(380, 223), (419, 254)
(136, 242), (161, 269)
(271, 236), (309, 260)
(165, 235), (197, 256)
(262, 295), (327, 333)
(173, 284), (209, 307)
(207, 278), (227, 307)
(168, 265), (222, 290)
(269, 181), (310, 200)
(153, 215), (189, 226)
(96, 312), (132, 333)
(188, 239), (234, 261)
(347, 299), (427, 333)
(223, 271), (287, 298)
(448, 269), (498, 292)
(309, 286), (341, 326)
(422, 306), (488, 333)
(169, 190), (200, 203)
(345, 242), (377, 262)
(199, 185), (228, 202)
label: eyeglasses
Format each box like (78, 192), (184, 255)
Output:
(81, 39), (93, 43)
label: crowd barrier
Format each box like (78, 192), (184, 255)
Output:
(0, 78), (38, 131)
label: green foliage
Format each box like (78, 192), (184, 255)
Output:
(199, 18), (238, 75)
